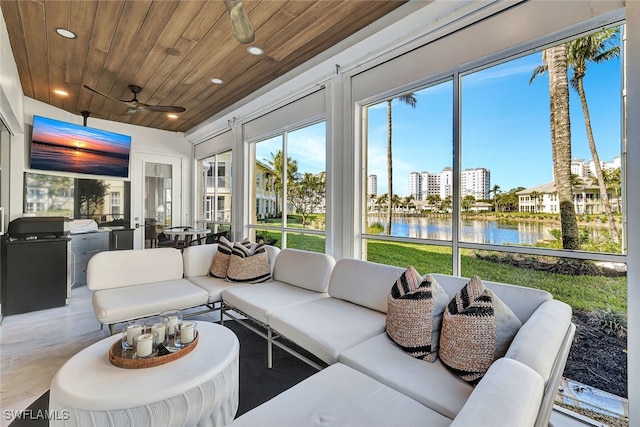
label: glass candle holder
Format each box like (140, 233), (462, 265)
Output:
(159, 310), (182, 337)
(133, 331), (159, 358)
(174, 321), (197, 348)
(144, 315), (169, 346)
(122, 321), (143, 351)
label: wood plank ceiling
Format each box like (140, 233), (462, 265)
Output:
(1, 0), (408, 133)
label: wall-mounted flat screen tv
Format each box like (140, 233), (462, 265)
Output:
(30, 115), (132, 178)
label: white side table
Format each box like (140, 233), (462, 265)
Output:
(49, 322), (239, 427)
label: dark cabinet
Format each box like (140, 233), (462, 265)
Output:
(110, 228), (134, 251)
(1, 237), (70, 315)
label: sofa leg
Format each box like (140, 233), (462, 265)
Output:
(220, 303), (225, 326)
(108, 324), (115, 335)
(268, 327), (273, 369)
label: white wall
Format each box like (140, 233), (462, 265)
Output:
(0, 6), (23, 135)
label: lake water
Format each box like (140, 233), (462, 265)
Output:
(371, 216), (577, 245)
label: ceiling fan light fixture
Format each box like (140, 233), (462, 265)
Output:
(225, 0), (255, 44)
(167, 114), (178, 119)
(247, 46), (264, 56)
(210, 78), (224, 85)
(55, 28), (76, 39)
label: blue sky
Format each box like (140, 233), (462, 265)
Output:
(257, 37), (622, 198)
(367, 45), (622, 197)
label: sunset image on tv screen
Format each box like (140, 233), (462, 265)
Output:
(30, 115), (131, 178)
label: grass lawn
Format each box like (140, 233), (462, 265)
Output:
(270, 233), (627, 316)
(366, 240), (627, 315)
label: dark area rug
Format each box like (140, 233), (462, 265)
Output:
(9, 320), (317, 426)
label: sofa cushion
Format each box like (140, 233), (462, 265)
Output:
(271, 248), (335, 292)
(430, 273), (551, 323)
(339, 333), (473, 419)
(227, 363), (452, 427)
(87, 248), (184, 291)
(222, 281), (328, 325)
(210, 237), (250, 278)
(386, 268), (449, 362)
(184, 243), (280, 278)
(268, 297), (387, 365)
(92, 279), (209, 325)
(186, 275), (250, 304)
(449, 358), (544, 427)
(439, 276), (521, 385)
(328, 258), (405, 313)
(226, 241), (272, 283)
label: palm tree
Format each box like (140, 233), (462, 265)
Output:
(266, 150), (297, 217)
(603, 168), (622, 214)
(566, 29), (620, 242)
(386, 93), (417, 235)
(489, 184), (501, 212)
(529, 191), (542, 213)
(530, 44), (579, 250)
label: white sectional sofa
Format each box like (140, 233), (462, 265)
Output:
(86, 244), (280, 332)
(224, 257), (574, 427)
(86, 245), (575, 427)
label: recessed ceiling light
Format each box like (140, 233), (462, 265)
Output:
(55, 28), (76, 39)
(247, 46), (264, 56)
(53, 89), (69, 96)
(167, 114), (178, 119)
(210, 78), (224, 85)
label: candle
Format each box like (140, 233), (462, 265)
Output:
(126, 324), (142, 346)
(151, 323), (166, 344)
(167, 316), (178, 336)
(180, 322), (196, 344)
(135, 333), (154, 357)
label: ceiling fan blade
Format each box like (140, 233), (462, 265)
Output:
(85, 84), (185, 114)
(83, 85), (128, 104)
(137, 104), (186, 113)
(224, 0), (255, 44)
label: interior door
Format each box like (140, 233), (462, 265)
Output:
(134, 153), (182, 249)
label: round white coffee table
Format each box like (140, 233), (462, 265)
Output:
(49, 321), (239, 427)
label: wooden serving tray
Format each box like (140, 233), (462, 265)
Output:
(109, 333), (199, 369)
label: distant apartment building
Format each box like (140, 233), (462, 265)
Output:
(254, 160), (277, 219)
(529, 156), (622, 214)
(570, 157), (621, 179)
(461, 167), (490, 200)
(368, 174), (378, 196)
(409, 167), (486, 200)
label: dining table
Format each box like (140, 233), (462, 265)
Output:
(162, 228), (212, 248)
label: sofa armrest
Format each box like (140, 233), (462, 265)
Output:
(450, 358), (544, 427)
(505, 299), (572, 382)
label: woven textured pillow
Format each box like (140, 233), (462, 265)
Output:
(210, 237), (250, 278)
(226, 240), (272, 283)
(439, 276), (521, 385)
(386, 267), (450, 362)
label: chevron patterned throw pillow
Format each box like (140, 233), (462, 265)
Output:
(386, 266), (450, 362)
(210, 236), (250, 278)
(439, 275), (521, 385)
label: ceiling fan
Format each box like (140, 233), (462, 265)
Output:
(224, 0), (255, 44)
(83, 84), (186, 114)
